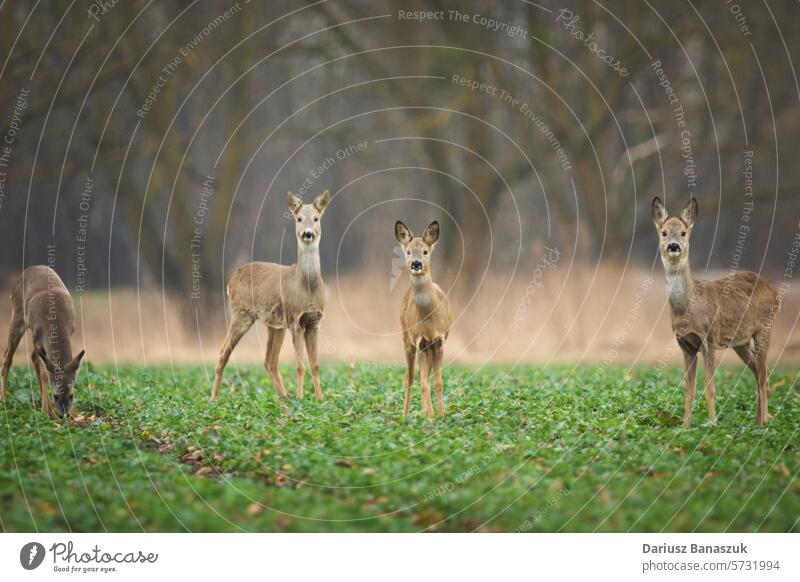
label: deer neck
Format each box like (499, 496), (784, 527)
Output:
(296, 240), (322, 289)
(39, 293), (74, 364)
(45, 338), (73, 371)
(664, 260), (694, 313)
(411, 274), (437, 313)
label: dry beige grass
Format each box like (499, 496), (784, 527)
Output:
(1, 267), (799, 368)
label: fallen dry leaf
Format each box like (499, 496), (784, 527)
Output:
(33, 499), (59, 517)
(412, 507), (445, 529)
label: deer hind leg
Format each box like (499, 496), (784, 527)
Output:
(211, 312), (254, 400)
(265, 327), (288, 398)
(753, 331), (771, 427)
(734, 342), (761, 425)
(1, 310), (25, 402)
(418, 339), (434, 418)
(403, 343), (416, 416)
(755, 348), (769, 427)
(701, 343), (717, 424)
(431, 339), (445, 416)
(290, 324), (307, 399)
(678, 337), (699, 428)
(302, 313), (323, 401)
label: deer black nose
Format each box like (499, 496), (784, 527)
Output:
(302, 229), (314, 240)
(411, 260), (423, 271)
(667, 242), (681, 253)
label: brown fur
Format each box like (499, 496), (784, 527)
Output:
(652, 197), (780, 427)
(396, 220), (453, 418)
(211, 190), (330, 400)
(1, 266), (85, 418)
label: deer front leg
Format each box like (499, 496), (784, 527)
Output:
(290, 324), (306, 399)
(304, 323), (322, 401)
(32, 351), (57, 419)
(679, 339), (698, 428)
(403, 343), (416, 416)
(701, 344), (717, 424)
(418, 344), (434, 419)
(431, 340), (444, 416)
(753, 331), (771, 427)
(2, 318), (25, 402)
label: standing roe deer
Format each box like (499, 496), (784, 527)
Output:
(1, 266), (85, 419)
(211, 190), (330, 401)
(651, 197), (780, 427)
(395, 220), (453, 418)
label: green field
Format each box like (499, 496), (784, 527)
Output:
(1, 364), (798, 532)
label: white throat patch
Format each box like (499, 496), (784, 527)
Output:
(415, 291), (432, 307)
(666, 273), (687, 303)
(298, 244), (320, 279)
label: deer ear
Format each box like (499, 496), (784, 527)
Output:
(395, 220), (413, 246)
(681, 197), (698, 227)
(37, 347), (56, 373)
(651, 197), (667, 227)
(423, 221), (440, 247)
(313, 190), (330, 214)
(287, 192), (303, 214)
(67, 350), (85, 373)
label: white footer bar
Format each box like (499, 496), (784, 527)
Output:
(1, 533), (797, 581)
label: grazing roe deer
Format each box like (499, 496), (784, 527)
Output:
(395, 220), (453, 418)
(211, 190), (330, 401)
(651, 197), (780, 427)
(1, 266), (85, 419)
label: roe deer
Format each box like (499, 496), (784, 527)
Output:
(211, 190), (331, 401)
(1, 266), (85, 419)
(651, 197), (780, 427)
(395, 220), (453, 418)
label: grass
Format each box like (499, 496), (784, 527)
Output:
(0, 363), (798, 532)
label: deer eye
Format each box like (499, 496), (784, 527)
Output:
(681, 231), (687, 237)
(406, 250), (411, 256)
(423, 250), (429, 255)
(297, 217), (302, 222)
(661, 231), (666, 237)
(314, 217), (319, 222)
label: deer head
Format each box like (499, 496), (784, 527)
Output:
(287, 190), (330, 246)
(395, 220), (439, 279)
(37, 347), (85, 417)
(652, 197), (697, 270)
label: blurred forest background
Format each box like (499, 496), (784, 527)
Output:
(0, 0), (799, 366)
